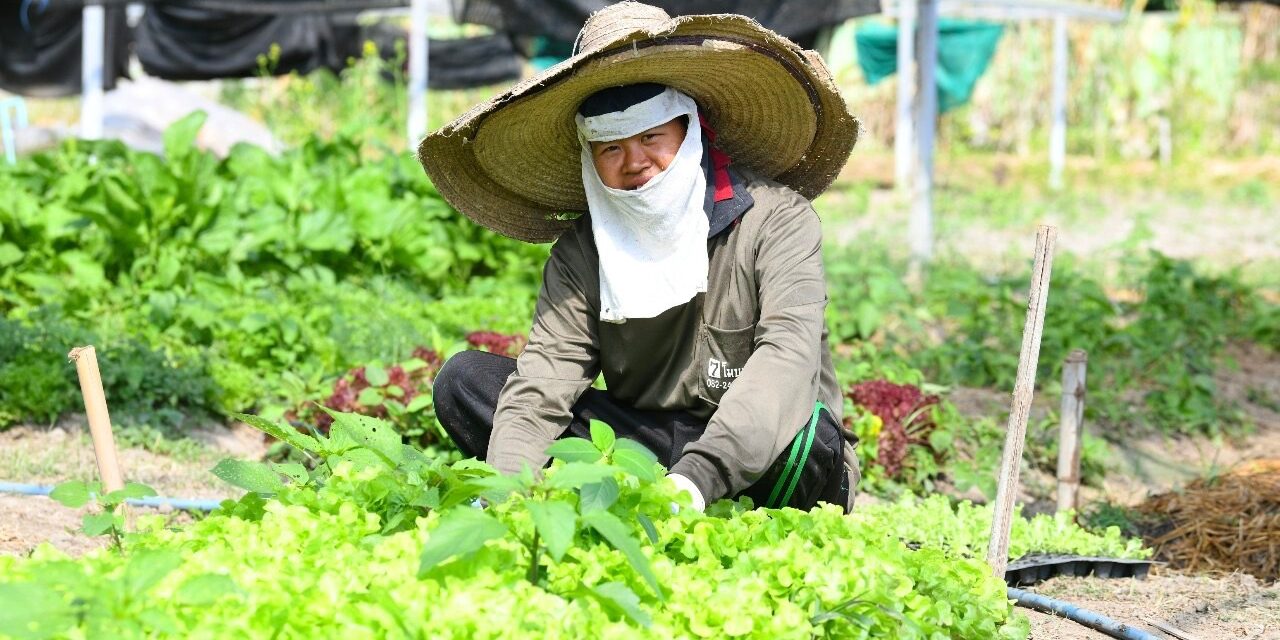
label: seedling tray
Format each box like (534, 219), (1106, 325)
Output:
(1003, 553), (1153, 587)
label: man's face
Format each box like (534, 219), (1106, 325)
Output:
(589, 117), (687, 190)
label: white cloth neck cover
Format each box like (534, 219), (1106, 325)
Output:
(576, 87), (708, 323)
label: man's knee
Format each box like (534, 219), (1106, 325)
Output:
(432, 351), (471, 399)
(432, 349), (516, 410)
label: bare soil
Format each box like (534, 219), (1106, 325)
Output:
(1024, 571), (1280, 639)
(946, 342), (1280, 508)
(0, 418), (264, 557)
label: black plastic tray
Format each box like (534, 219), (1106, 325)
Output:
(1003, 553), (1154, 587)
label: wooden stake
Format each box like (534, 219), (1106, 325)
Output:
(1056, 349), (1088, 513)
(68, 346), (124, 493)
(986, 225), (1058, 579)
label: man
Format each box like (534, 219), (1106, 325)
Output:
(421, 2), (861, 512)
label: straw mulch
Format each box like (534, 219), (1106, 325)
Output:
(1137, 462), (1280, 582)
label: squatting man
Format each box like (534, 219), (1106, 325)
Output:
(421, 1), (862, 513)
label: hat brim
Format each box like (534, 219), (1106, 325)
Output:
(417, 14), (860, 244)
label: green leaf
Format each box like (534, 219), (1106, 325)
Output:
(418, 509), (508, 577)
(357, 387), (385, 406)
(401, 358), (429, 373)
(59, 251), (106, 290)
(364, 363), (390, 387)
(270, 462), (308, 485)
(175, 574), (240, 605)
(614, 438), (659, 463)
(0, 243), (23, 267)
(451, 459), (500, 475)
(405, 394), (433, 413)
(323, 408), (403, 466)
(210, 459), (285, 494)
(589, 419), (616, 452)
(233, 413), (322, 454)
(545, 462), (618, 490)
(0, 583), (75, 640)
(545, 437), (602, 463)
(472, 474), (527, 501)
(118, 482), (158, 500)
(123, 550), (183, 594)
(579, 477), (619, 513)
(101, 482), (157, 506)
(48, 481), (90, 508)
(636, 512), (660, 544)
(163, 110), (208, 160)
(591, 582), (652, 627)
(580, 510), (664, 600)
(526, 500), (577, 562)
(612, 449), (658, 482)
(81, 512), (120, 536)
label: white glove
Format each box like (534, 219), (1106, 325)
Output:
(666, 473), (705, 513)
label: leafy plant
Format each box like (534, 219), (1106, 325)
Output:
(290, 346), (445, 441)
(847, 380), (941, 479)
(47, 480), (158, 551)
(11, 410), (1155, 638)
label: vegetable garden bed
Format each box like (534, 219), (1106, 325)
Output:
(0, 413), (1152, 640)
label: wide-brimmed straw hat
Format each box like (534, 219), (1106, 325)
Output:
(417, 1), (860, 243)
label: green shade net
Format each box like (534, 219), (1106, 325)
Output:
(530, 37), (574, 72)
(855, 19), (1005, 112)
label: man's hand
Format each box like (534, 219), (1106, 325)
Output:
(666, 473), (705, 513)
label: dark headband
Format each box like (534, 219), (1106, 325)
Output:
(577, 83), (667, 117)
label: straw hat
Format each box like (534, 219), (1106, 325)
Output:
(417, 1), (860, 243)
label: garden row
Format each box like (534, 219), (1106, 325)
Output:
(0, 413), (1148, 639)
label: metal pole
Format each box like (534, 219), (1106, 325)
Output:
(910, 0), (939, 267)
(80, 3), (105, 140)
(1049, 16), (1068, 190)
(407, 0), (429, 149)
(895, 0), (918, 191)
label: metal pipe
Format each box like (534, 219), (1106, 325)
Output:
(1049, 15), (1068, 190)
(910, 0), (939, 267)
(0, 482), (223, 512)
(1008, 588), (1158, 640)
(407, 0), (429, 149)
(894, 0), (917, 191)
(80, 2), (105, 140)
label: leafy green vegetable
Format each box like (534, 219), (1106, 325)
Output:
(210, 459), (286, 494)
(418, 508), (508, 576)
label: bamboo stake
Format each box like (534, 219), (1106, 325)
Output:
(68, 346), (124, 493)
(1056, 349), (1088, 513)
(986, 225), (1058, 579)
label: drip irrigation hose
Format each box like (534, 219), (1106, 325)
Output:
(1008, 587), (1157, 640)
(0, 482), (223, 512)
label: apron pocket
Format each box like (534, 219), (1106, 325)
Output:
(697, 322), (756, 404)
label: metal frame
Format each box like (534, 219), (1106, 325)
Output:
(888, 0), (1126, 263)
(73, 0), (430, 149)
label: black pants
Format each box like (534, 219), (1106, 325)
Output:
(432, 350), (855, 512)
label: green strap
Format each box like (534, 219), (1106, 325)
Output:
(764, 427), (805, 509)
(778, 402), (823, 508)
(764, 401), (823, 509)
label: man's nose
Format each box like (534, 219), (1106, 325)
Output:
(622, 143), (650, 173)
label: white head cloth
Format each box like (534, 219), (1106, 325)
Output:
(576, 87), (708, 323)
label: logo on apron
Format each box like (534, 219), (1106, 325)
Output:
(706, 358), (743, 390)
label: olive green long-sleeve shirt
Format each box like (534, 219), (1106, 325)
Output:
(487, 168), (845, 503)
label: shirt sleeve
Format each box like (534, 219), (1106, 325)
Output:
(669, 199), (828, 501)
(487, 230), (601, 476)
